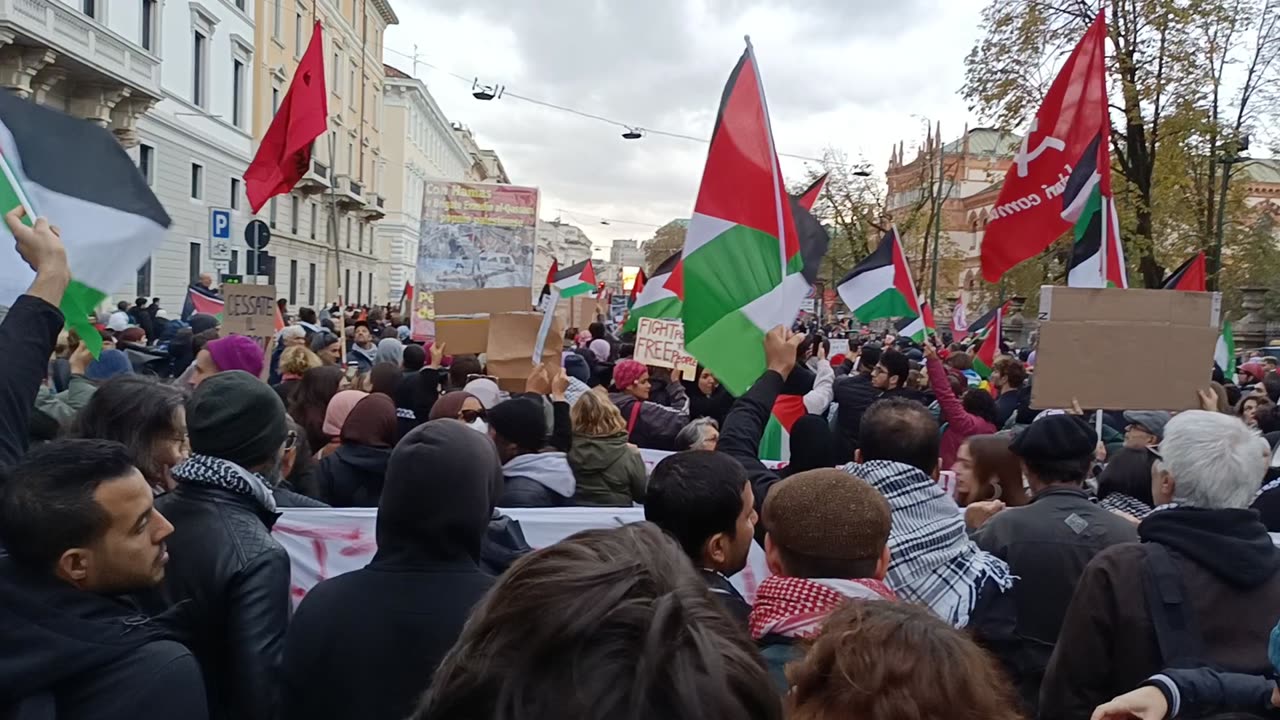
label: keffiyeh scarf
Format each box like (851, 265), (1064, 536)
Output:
(170, 453), (278, 514)
(749, 576), (896, 640)
(842, 460), (1014, 628)
(1100, 492), (1153, 519)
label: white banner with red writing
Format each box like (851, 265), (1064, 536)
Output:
(275, 506), (771, 608)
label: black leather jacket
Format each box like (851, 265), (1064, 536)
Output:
(154, 484), (291, 720)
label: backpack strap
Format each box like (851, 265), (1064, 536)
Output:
(1141, 543), (1205, 668)
(626, 400), (643, 435)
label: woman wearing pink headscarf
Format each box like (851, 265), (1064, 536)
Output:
(317, 389), (367, 459)
(608, 359), (689, 451)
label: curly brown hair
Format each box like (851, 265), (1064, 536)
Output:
(788, 600), (1024, 720)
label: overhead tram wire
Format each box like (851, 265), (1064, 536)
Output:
(382, 45), (853, 166)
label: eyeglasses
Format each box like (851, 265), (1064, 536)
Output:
(459, 409), (487, 424)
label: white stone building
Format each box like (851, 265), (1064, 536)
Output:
(533, 219), (592, 291)
(375, 64), (476, 304)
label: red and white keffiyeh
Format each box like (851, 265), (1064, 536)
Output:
(748, 576), (897, 640)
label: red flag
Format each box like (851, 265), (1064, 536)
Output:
(981, 11), (1110, 282)
(274, 305), (286, 333)
(1161, 252), (1207, 292)
(244, 21), (328, 213)
(544, 259), (559, 288)
(795, 173), (828, 211)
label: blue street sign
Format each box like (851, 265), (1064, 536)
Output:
(211, 208), (231, 240)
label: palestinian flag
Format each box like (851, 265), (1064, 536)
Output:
(795, 173), (828, 212)
(628, 268), (647, 308)
(537, 259), (557, 312)
(188, 288), (225, 321)
(760, 394), (806, 462)
(980, 11), (1115, 284)
(0, 92), (169, 356)
(1214, 321), (1236, 378)
(624, 251), (682, 332)
(837, 227), (921, 324)
(968, 301), (1011, 342)
(972, 306), (1003, 379)
(679, 41), (818, 395)
(1161, 251), (1207, 292)
(1064, 133), (1128, 289)
(552, 259), (595, 299)
(899, 299), (937, 342)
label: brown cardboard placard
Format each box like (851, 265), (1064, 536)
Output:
(485, 311), (564, 392)
(434, 318), (490, 355)
(570, 295), (597, 330)
(634, 317), (697, 376)
(221, 283), (276, 379)
(1031, 287), (1219, 411)
(433, 287), (531, 317)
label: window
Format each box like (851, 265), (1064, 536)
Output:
(308, 263), (317, 304)
(290, 196), (299, 234)
(230, 249), (238, 275)
(136, 258), (152, 297)
(267, 254), (277, 285)
(289, 259), (298, 304)
(230, 178), (241, 210)
(344, 269), (350, 301)
(272, 84), (280, 115)
(81, 0), (96, 19)
(373, 86), (381, 129)
(357, 223), (364, 253)
(346, 138), (353, 174)
(137, 143), (154, 185)
(188, 242), (201, 283)
(332, 52), (341, 97)
(190, 163), (203, 199)
(231, 58), (244, 127)
(235, 0), (244, 9)
(345, 217), (351, 248)
(192, 32), (207, 107)
(356, 271), (362, 305)
(269, 198), (278, 228)
(272, 0), (282, 40)
(295, 12), (304, 57)
(310, 202), (318, 239)
(141, 0), (157, 51)
(348, 63), (356, 109)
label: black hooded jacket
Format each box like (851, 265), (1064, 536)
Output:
(280, 420), (500, 720)
(314, 444), (391, 507)
(0, 558), (208, 720)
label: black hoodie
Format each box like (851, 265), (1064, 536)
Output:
(279, 420), (500, 720)
(1138, 507), (1280, 588)
(0, 558), (207, 720)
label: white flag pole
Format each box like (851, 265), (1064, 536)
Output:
(532, 288), (561, 365)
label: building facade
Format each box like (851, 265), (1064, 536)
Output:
(249, 0), (396, 309)
(608, 238), (645, 268)
(533, 219), (592, 293)
(377, 63), (476, 304)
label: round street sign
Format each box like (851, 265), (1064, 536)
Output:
(245, 219), (271, 250)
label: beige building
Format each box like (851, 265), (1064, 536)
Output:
(249, 0), (396, 308)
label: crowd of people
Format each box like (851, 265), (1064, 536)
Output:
(3, 204), (1280, 720)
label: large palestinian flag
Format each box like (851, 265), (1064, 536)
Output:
(680, 41), (820, 396)
(551, 259), (596, 299)
(837, 228), (921, 324)
(760, 394), (806, 462)
(0, 92), (169, 355)
(980, 11), (1122, 286)
(623, 251), (682, 332)
(1161, 251), (1207, 292)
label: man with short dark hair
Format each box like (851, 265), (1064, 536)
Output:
(969, 414), (1137, 714)
(645, 450), (757, 624)
(347, 322), (378, 372)
(749, 469), (895, 690)
(154, 371), (293, 720)
(871, 349), (910, 393)
(990, 357), (1027, 428)
(832, 343), (880, 451)
(0, 439), (207, 719)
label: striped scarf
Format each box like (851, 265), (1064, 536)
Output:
(749, 576), (896, 640)
(842, 460), (1014, 628)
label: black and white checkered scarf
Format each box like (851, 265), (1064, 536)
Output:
(170, 453), (278, 514)
(841, 460), (1014, 628)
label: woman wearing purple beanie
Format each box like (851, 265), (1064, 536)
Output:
(190, 334), (267, 387)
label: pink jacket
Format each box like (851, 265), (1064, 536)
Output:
(926, 356), (995, 470)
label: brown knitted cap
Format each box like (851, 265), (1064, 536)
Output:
(762, 469), (891, 561)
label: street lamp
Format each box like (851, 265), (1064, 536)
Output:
(621, 127), (643, 140)
(1211, 134), (1250, 292)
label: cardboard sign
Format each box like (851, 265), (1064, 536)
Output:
(571, 295), (597, 330)
(433, 288), (534, 354)
(829, 338), (851, 357)
(485, 311), (564, 392)
(635, 317), (697, 376)
(221, 283), (276, 378)
(1031, 286), (1219, 411)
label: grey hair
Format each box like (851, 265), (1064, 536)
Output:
(279, 325), (306, 342)
(675, 417), (720, 452)
(1162, 410), (1268, 509)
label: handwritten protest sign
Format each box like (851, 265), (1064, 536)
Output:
(221, 283), (276, 378)
(829, 338), (850, 357)
(634, 317), (697, 376)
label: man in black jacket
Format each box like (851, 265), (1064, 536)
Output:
(280, 420), (500, 720)
(154, 371), (293, 720)
(832, 343), (880, 453)
(0, 439), (207, 720)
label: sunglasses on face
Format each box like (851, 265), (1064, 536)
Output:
(459, 409), (487, 424)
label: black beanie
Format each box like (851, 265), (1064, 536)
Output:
(188, 370), (288, 468)
(1010, 414), (1097, 462)
(487, 396), (547, 452)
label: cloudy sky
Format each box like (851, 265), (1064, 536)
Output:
(383, 0), (988, 254)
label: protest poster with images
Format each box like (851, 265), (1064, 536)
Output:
(411, 180), (539, 340)
(635, 317), (698, 376)
(222, 283), (276, 378)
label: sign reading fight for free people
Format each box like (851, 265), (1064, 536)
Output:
(634, 317), (697, 376)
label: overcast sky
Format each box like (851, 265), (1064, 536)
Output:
(383, 0), (988, 254)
